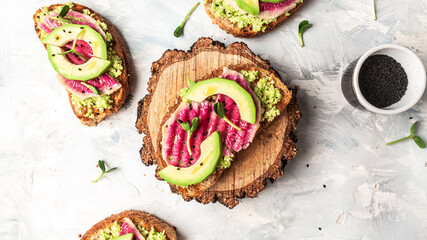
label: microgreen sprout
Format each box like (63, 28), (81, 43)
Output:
(81, 82), (101, 95)
(91, 160), (117, 183)
(372, 0), (377, 21)
(298, 20), (313, 47)
(177, 117), (200, 156)
(57, 30), (87, 62)
(386, 121), (426, 149)
(214, 102), (241, 131)
(40, 5), (71, 24)
(174, 2), (200, 37)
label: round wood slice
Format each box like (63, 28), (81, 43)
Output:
(136, 37), (301, 208)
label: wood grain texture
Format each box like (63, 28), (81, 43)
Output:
(136, 37), (300, 208)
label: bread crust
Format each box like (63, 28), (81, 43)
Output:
(33, 3), (132, 126)
(204, 0), (306, 38)
(80, 210), (177, 240)
(156, 64), (292, 197)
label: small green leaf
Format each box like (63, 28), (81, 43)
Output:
(413, 136), (426, 149)
(174, 27), (183, 38)
(187, 78), (196, 88)
(213, 102), (225, 118)
(410, 121), (419, 135)
(177, 119), (191, 131)
(58, 5), (70, 18)
(214, 102), (241, 131)
(190, 117), (200, 132)
(105, 167), (118, 173)
(372, 0), (377, 20)
(81, 82), (101, 95)
(298, 20), (312, 47)
(98, 160), (106, 172)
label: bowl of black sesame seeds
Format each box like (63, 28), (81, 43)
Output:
(348, 44), (426, 114)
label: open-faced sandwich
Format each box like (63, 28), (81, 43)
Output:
(136, 38), (300, 208)
(33, 2), (131, 126)
(156, 65), (292, 197)
(204, 0), (305, 38)
(80, 210), (177, 240)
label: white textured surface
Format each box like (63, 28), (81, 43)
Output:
(1, 0), (427, 239)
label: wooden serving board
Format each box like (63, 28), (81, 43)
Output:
(136, 38), (300, 208)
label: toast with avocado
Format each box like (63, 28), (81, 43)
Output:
(139, 63), (292, 198)
(80, 210), (177, 240)
(33, 2), (131, 126)
(204, 0), (305, 38)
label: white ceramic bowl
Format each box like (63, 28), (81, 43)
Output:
(352, 44), (426, 115)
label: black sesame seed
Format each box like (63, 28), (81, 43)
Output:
(190, 157), (193, 161)
(323, 184), (326, 188)
(51, 54), (55, 57)
(177, 168), (181, 170)
(306, 164), (309, 168)
(80, 26), (84, 29)
(62, 29), (65, 32)
(359, 55), (408, 108)
(319, 227), (322, 231)
(109, 87), (112, 90)
(203, 133), (206, 136)
(81, 91), (85, 93)
(78, 68), (82, 71)
(192, 145), (195, 149)
(233, 102), (236, 105)
(37, 16), (40, 19)
(89, 41), (92, 44)
(96, 113), (99, 115)
(409, 117), (413, 119)
(200, 163), (203, 166)
(68, 31), (72, 33)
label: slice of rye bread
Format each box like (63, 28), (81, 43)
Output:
(80, 210), (177, 240)
(154, 64), (292, 197)
(204, 0), (305, 38)
(33, 3), (132, 126)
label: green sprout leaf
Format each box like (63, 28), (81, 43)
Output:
(177, 119), (191, 131)
(58, 5), (70, 18)
(174, 2), (200, 37)
(188, 78), (196, 88)
(413, 136), (426, 149)
(298, 20), (313, 47)
(213, 102), (241, 131)
(81, 82), (101, 95)
(91, 160), (117, 183)
(387, 121), (425, 149)
(57, 30), (88, 62)
(177, 117), (200, 155)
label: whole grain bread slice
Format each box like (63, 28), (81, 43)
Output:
(33, 3), (132, 126)
(80, 210), (177, 240)
(154, 64), (292, 197)
(204, 0), (305, 38)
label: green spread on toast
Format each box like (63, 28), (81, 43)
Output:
(210, 0), (276, 32)
(97, 222), (166, 240)
(241, 70), (282, 122)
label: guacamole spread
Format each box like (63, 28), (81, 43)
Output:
(210, 0), (276, 32)
(70, 94), (113, 118)
(218, 155), (233, 169)
(97, 222), (166, 240)
(241, 70), (282, 122)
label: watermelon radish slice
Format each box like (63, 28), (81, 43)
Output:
(161, 68), (262, 168)
(57, 73), (121, 99)
(258, 0), (299, 19)
(119, 218), (146, 240)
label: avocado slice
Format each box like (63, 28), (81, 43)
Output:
(43, 24), (110, 81)
(158, 131), (222, 186)
(111, 234), (134, 240)
(43, 24), (107, 59)
(47, 44), (111, 81)
(182, 78), (256, 124)
(235, 0), (260, 15)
